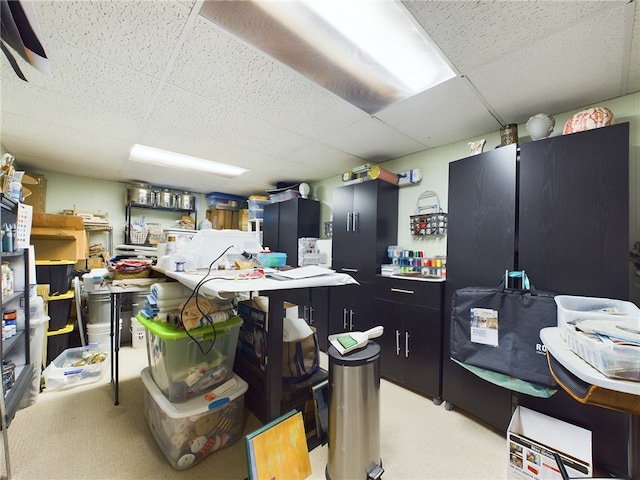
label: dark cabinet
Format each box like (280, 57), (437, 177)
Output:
(263, 198), (320, 267)
(328, 282), (376, 336)
(375, 277), (444, 401)
(444, 123), (632, 477)
(332, 180), (398, 281)
(281, 286), (329, 352)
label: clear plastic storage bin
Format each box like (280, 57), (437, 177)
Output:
(142, 368), (247, 469)
(43, 344), (109, 390)
(137, 314), (242, 403)
(554, 295), (640, 328)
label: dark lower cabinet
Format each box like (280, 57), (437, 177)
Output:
(282, 287), (330, 352)
(328, 282), (375, 336)
(374, 277), (444, 401)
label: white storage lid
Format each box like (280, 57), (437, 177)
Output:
(141, 367), (247, 418)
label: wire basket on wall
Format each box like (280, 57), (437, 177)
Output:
(410, 190), (447, 236)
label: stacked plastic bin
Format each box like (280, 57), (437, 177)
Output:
(137, 314), (247, 469)
(35, 260), (76, 365)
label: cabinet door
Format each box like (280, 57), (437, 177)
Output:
(309, 287), (329, 352)
(403, 305), (441, 398)
(262, 203), (280, 252)
(518, 122), (629, 298)
(331, 185), (355, 273)
(374, 298), (404, 383)
(328, 282), (375, 335)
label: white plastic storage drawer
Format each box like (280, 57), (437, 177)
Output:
(554, 295), (639, 328)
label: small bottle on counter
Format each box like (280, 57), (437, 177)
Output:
(166, 235), (177, 255)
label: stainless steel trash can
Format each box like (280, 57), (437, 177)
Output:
(326, 341), (383, 480)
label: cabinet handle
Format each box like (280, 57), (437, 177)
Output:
(353, 212), (359, 232)
(303, 305), (308, 322)
(342, 268), (358, 273)
(390, 288), (415, 295)
(309, 306), (314, 325)
(349, 310), (354, 330)
(346, 212), (352, 232)
(405, 331), (410, 358)
(395, 330), (400, 356)
(343, 308), (348, 329)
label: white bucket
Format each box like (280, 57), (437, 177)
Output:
(87, 292), (111, 324)
(130, 316), (146, 349)
(86, 319), (122, 348)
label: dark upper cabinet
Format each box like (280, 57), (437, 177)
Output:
(332, 180), (398, 281)
(518, 122), (629, 299)
(263, 198), (320, 267)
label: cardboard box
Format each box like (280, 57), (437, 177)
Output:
(237, 297), (298, 371)
(30, 213), (88, 261)
(507, 406), (592, 479)
(206, 208), (239, 230)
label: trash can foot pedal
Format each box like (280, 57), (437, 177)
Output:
(367, 463), (384, 480)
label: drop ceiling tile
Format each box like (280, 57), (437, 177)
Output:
(404, 0), (627, 73)
(1, 38), (159, 119)
(1, 86), (142, 142)
(375, 77), (501, 147)
(468, 4), (629, 124)
(33, 0), (188, 78)
(282, 143), (364, 176)
(320, 118), (427, 162)
(166, 16), (368, 139)
(147, 85), (309, 157)
(628, 1), (640, 93)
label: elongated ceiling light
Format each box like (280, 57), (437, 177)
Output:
(129, 144), (249, 178)
(199, 0), (456, 113)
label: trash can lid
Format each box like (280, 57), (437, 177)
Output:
(328, 340), (380, 366)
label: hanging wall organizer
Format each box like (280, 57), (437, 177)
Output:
(410, 190), (447, 236)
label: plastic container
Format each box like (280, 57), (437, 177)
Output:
(20, 314), (49, 408)
(248, 197), (270, 220)
(205, 192), (246, 210)
(35, 260), (75, 295)
(137, 314), (243, 403)
(141, 368), (247, 469)
(43, 343), (110, 390)
(555, 295), (640, 328)
(269, 189), (299, 203)
(564, 325), (640, 381)
(257, 252), (287, 267)
(47, 290), (74, 331)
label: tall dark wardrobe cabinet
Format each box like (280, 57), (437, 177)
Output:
(263, 197), (320, 267)
(330, 180), (398, 335)
(444, 123), (632, 478)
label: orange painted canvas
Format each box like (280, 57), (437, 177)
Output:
(246, 410), (311, 480)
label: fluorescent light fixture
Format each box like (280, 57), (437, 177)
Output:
(199, 0), (456, 113)
(129, 144), (248, 178)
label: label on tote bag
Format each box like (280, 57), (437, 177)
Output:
(470, 308), (499, 347)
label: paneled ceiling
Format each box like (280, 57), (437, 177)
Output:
(1, 0), (639, 196)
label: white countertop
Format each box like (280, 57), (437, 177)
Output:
(540, 327), (640, 396)
(158, 266), (358, 300)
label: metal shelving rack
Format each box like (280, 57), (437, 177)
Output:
(124, 202), (197, 245)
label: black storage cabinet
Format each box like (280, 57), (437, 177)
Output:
(443, 123), (633, 477)
(263, 197), (320, 267)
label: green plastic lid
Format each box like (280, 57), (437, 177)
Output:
(136, 313), (242, 340)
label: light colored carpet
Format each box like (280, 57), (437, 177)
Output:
(2, 346), (506, 479)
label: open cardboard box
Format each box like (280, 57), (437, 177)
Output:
(508, 406), (592, 479)
(31, 213), (88, 261)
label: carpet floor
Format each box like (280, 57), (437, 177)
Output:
(2, 346), (506, 479)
